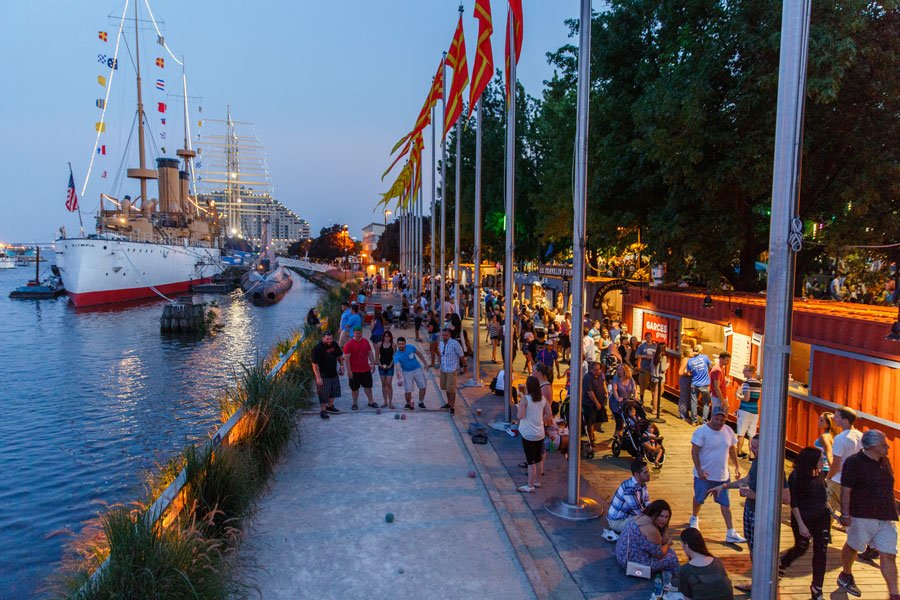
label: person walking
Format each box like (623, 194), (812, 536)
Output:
(610, 364), (637, 436)
(778, 447), (831, 600)
(735, 364), (761, 458)
(392, 336), (429, 410)
(837, 429), (900, 599)
(310, 331), (344, 420)
(513, 376), (551, 493)
(827, 407), (864, 525)
(376, 330), (396, 409)
(678, 528), (734, 600)
(649, 342), (668, 417)
(438, 328), (466, 415)
(709, 352), (731, 415)
(686, 345), (713, 424)
(487, 314), (503, 363)
(635, 332), (656, 406)
(815, 412), (837, 476)
(343, 326), (377, 410)
(559, 312), (571, 363)
(535, 340), (561, 383)
(582, 361), (608, 444)
(689, 406), (746, 543)
(604, 459), (652, 540)
(338, 301), (352, 347)
(425, 310), (441, 368)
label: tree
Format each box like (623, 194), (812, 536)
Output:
(307, 224), (358, 261)
(373, 217), (432, 266)
(287, 238), (311, 257)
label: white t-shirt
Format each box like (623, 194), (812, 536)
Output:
(691, 424), (738, 481)
(831, 428), (864, 484)
(582, 335), (597, 363)
(517, 396), (547, 441)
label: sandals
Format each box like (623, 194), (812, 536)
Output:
(367, 402), (379, 409)
(380, 402), (389, 408)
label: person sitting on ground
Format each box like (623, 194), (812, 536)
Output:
(642, 420), (664, 468)
(604, 459), (651, 539)
(615, 499), (680, 578)
(678, 527), (734, 600)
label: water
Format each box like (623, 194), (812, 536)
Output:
(0, 264), (321, 598)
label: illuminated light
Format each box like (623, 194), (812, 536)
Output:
(702, 291), (714, 309)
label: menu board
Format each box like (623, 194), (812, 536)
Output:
(729, 333), (752, 379)
(632, 308), (644, 340)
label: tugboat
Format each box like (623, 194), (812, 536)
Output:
(240, 221), (292, 306)
(9, 248), (66, 299)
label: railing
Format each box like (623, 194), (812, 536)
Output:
(83, 333), (305, 589)
(279, 257), (331, 273)
(84, 230), (216, 249)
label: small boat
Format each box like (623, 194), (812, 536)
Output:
(9, 249), (66, 299)
(239, 221), (292, 306)
(0, 256), (14, 269)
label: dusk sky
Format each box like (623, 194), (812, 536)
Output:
(0, 1), (584, 243)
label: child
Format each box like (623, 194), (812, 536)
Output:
(642, 421), (664, 468)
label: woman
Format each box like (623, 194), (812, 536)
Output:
(598, 330), (613, 361)
(614, 499), (679, 579)
(649, 342), (669, 417)
(559, 312), (572, 363)
(678, 348), (694, 423)
(627, 336), (640, 370)
(487, 314), (503, 363)
(521, 321), (536, 375)
(533, 363), (555, 412)
(426, 310), (440, 368)
(370, 309), (385, 345)
(306, 307), (320, 329)
(376, 330), (396, 409)
(412, 304), (424, 342)
(610, 364), (637, 435)
(814, 412), (836, 476)
(678, 528), (734, 600)
(780, 447), (830, 600)
(513, 376), (551, 493)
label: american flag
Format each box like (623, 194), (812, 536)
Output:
(66, 167), (79, 212)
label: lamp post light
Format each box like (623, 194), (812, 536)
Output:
(384, 209), (392, 226)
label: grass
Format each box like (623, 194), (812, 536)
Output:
(54, 281), (353, 599)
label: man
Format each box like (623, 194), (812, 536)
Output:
(837, 429), (899, 599)
(559, 312), (572, 363)
(536, 340), (561, 383)
(393, 336), (429, 409)
(689, 406), (746, 543)
(735, 364), (761, 458)
(636, 332), (656, 405)
(827, 407), (864, 521)
(438, 328), (466, 415)
(582, 330), (597, 368)
(310, 331), (344, 419)
(343, 326), (377, 410)
(686, 345), (713, 424)
(582, 361), (608, 444)
(709, 352), (731, 415)
(603, 459), (652, 540)
(608, 320), (621, 347)
(338, 301), (352, 347)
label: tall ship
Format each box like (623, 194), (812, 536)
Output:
(54, 1), (223, 307)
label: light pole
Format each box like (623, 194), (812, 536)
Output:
(384, 209), (392, 227)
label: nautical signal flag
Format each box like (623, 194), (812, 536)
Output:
(155, 79), (165, 91)
(101, 171), (108, 179)
(66, 166), (78, 212)
(157, 102), (166, 113)
(157, 35), (165, 46)
(96, 145), (106, 155)
(160, 132), (166, 139)
(96, 99), (106, 109)
(198, 120), (203, 127)
(95, 122), (106, 132)
(505, 0), (524, 102)
(98, 31), (108, 42)
(155, 57), (164, 68)
(161, 118), (166, 125)
(97, 75), (107, 87)
(443, 15), (469, 139)
(468, 0), (494, 117)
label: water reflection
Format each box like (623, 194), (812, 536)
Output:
(0, 269), (320, 598)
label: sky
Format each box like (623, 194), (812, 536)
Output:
(0, 1), (583, 244)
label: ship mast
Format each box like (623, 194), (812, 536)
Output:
(176, 58), (198, 216)
(126, 0), (158, 216)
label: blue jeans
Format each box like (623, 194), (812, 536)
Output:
(690, 385), (710, 423)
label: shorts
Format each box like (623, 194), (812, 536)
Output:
(522, 437), (544, 465)
(582, 401), (597, 426)
(846, 517), (898, 554)
(439, 370), (458, 393)
(378, 366), (395, 377)
(607, 515), (635, 534)
(736, 409), (759, 438)
(316, 376), (341, 403)
(414, 317), (423, 329)
(349, 370), (373, 391)
(559, 334), (570, 349)
(430, 332), (440, 343)
(711, 395), (725, 411)
(826, 479), (842, 516)
(694, 477), (730, 507)
(401, 367), (426, 391)
(638, 369), (651, 391)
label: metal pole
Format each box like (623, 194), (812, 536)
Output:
(546, 0), (600, 521)
(399, 205), (404, 276)
(431, 102), (437, 307)
(471, 96), (484, 384)
(454, 110), (462, 296)
(752, 2), (811, 597)
(440, 52), (448, 320)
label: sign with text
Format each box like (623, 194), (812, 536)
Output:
(642, 312), (670, 344)
(729, 333), (752, 379)
(538, 264), (573, 278)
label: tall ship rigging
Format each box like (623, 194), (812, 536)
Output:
(54, 1), (223, 307)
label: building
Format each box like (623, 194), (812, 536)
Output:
(361, 223), (385, 256)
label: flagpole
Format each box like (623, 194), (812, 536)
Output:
(545, 0), (601, 521)
(453, 6), (464, 302)
(470, 96), (484, 385)
(417, 186), (423, 299)
(69, 162), (84, 231)
(440, 52), (448, 320)
(431, 100), (438, 307)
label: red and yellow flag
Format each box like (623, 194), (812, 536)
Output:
(468, 0), (494, 117)
(443, 15), (469, 139)
(383, 59), (444, 181)
(504, 0), (523, 103)
(98, 31), (108, 42)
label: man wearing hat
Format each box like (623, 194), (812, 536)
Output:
(689, 405), (747, 544)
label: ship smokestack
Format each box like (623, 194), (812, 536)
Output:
(156, 158), (181, 213)
(179, 171), (190, 214)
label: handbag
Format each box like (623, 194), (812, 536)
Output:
(624, 526), (652, 579)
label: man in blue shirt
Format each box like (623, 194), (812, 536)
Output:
(393, 337), (429, 409)
(636, 332), (656, 405)
(686, 345), (713, 425)
(343, 303), (363, 341)
(338, 302), (352, 347)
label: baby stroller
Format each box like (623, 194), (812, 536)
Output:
(557, 382), (596, 460)
(611, 400), (666, 467)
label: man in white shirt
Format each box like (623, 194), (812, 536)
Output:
(689, 406), (746, 543)
(828, 407), (864, 520)
(582, 331), (596, 364)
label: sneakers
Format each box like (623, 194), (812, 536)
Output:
(837, 572), (861, 597)
(440, 403), (451, 410)
(449, 407), (456, 415)
(689, 516), (699, 530)
(320, 410), (330, 420)
(601, 529), (619, 542)
(737, 452), (748, 459)
(810, 585), (823, 600)
(325, 406), (340, 413)
(726, 529), (747, 544)
(517, 485), (534, 493)
(858, 547), (880, 563)
(418, 402), (426, 409)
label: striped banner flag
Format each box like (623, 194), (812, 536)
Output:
(155, 79), (165, 91)
(66, 167), (79, 212)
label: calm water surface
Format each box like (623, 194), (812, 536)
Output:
(0, 264), (321, 598)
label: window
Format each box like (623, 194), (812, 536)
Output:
(681, 318), (726, 359)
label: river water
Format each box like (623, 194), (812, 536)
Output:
(0, 264), (321, 598)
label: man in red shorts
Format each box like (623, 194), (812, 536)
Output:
(343, 326), (377, 410)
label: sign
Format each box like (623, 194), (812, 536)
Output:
(592, 278), (630, 310)
(642, 312), (670, 344)
(729, 333), (752, 379)
(539, 264), (573, 278)
(751, 333), (763, 346)
(632, 308), (643, 341)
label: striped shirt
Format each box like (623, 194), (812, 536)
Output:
(607, 476), (650, 521)
(739, 378), (761, 414)
(439, 338), (465, 373)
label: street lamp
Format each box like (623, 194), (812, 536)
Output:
(384, 209), (392, 226)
